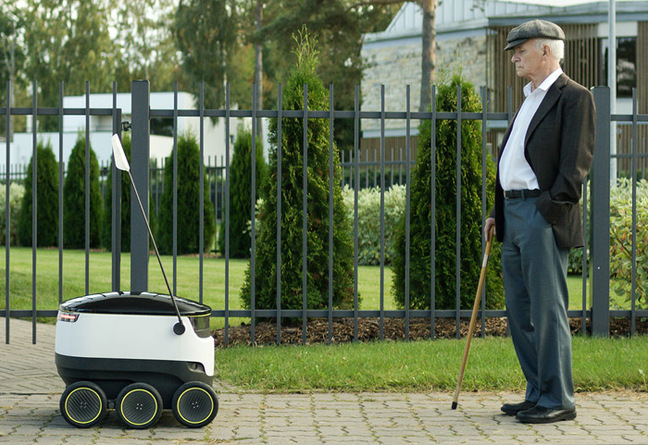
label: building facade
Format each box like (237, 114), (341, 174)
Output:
(361, 0), (648, 172)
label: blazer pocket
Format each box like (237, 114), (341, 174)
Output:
(535, 191), (571, 225)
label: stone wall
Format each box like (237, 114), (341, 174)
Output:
(362, 33), (488, 134)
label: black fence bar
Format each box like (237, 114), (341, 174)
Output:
(130, 80), (150, 292)
(224, 83), (231, 345)
(581, 178), (588, 336)
(328, 85), (335, 344)
(590, 87), (611, 337)
(111, 83), (121, 293)
(404, 85), (411, 341)
(353, 85), (360, 342)
(454, 86), (462, 339)
(379, 85), (385, 341)
(275, 84), (283, 345)
(84, 82), (91, 295)
(172, 83), (179, 297)
(58, 83), (64, 305)
(429, 85), (437, 340)
(199, 84), (205, 304)
(630, 88), (638, 336)
(301, 84), (308, 345)
(480, 87), (488, 338)
(4, 81), (10, 344)
(250, 83), (258, 342)
(31, 80), (37, 344)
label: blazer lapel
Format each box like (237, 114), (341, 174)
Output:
(524, 74), (568, 146)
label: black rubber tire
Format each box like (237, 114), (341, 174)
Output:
(171, 381), (218, 428)
(60, 381), (107, 428)
(115, 382), (163, 429)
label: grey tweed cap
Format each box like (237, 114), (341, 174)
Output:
(504, 19), (565, 51)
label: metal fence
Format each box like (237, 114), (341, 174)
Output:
(2, 81), (647, 345)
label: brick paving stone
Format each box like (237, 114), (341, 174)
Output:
(3, 319), (648, 444)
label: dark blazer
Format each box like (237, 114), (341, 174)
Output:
(492, 74), (595, 249)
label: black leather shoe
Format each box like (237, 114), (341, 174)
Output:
(516, 406), (577, 424)
(501, 400), (536, 416)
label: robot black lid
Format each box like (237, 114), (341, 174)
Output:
(59, 292), (211, 316)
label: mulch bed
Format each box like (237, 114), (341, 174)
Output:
(212, 316), (647, 347)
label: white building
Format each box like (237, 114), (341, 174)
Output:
(9, 91), (246, 166)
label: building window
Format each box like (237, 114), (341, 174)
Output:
(600, 37), (637, 98)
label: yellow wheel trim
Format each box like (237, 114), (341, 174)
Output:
(64, 387), (102, 425)
(176, 387), (214, 424)
(120, 389), (159, 426)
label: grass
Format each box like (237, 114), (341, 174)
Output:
(213, 336), (648, 392)
(2, 248), (587, 308)
(0, 247), (617, 328)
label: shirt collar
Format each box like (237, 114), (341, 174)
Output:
(523, 67), (563, 97)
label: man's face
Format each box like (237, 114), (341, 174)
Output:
(510, 39), (544, 80)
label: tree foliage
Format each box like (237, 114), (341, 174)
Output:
(218, 126), (267, 258)
(0, 3), (26, 90)
(157, 133), (215, 255)
(17, 141), (59, 247)
(22, 0), (116, 94)
(258, 0), (400, 148)
(63, 135), (103, 249)
(392, 75), (504, 310)
(113, 0), (186, 93)
(241, 28), (355, 311)
(173, 0), (240, 109)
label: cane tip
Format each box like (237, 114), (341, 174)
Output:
(451, 401), (458, 410)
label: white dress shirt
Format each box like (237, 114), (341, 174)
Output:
(499, 68), (563, 191)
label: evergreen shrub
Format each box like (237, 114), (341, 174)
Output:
(392, 75), (504, 310)
(241, 28), (355, 311)
(17, 141), (59, 247)
(218, 126), (267, 257)
(157, 132), (215, 255)
(63, 135), (103, 249)
(341, 184), (406, 266)
(1, 183), (25, 246)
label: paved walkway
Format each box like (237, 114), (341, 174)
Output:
(1, 318), (648, 444)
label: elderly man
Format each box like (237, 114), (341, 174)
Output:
(484, 20), (595, 424)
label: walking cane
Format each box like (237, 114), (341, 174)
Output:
(451, 225), (495, 410)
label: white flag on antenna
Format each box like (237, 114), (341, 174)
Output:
(111, 134), (131, 172)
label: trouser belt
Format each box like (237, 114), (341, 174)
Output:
(503, 189), (541, 199)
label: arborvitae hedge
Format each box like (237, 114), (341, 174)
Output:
(63, 135), (103, 249)
(218, 127), (267, 257)
(392, 75), (504, 310)
(17, 141), (59, 247)
(157, 133), (215, 255)
(241, 29), (355, 311)
(101, 134), (132, 252)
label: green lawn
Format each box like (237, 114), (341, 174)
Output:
(213, 336), (648, 392)
(0, 247), (602, 329)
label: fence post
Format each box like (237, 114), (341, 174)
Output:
(131, 80), (150, 292)
(112, 107), (122, 292)
(590, 86), (610, 337)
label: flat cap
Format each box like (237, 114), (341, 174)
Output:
(504, 19), (565, 51)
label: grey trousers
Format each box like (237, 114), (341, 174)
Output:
(502, 197), (574, 410)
